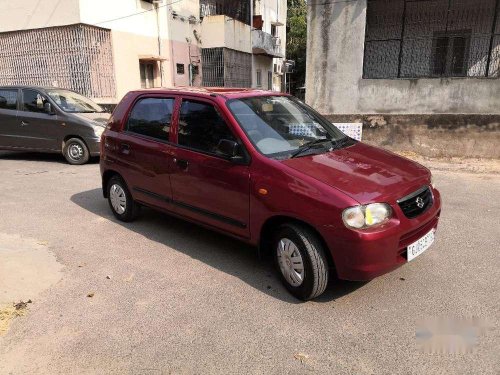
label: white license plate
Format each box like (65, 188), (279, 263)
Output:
(407, 229), (435, 262)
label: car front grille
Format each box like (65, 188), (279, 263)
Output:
(397, 186), (433, 219)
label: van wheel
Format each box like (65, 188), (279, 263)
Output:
(107, 175), (141, 222)
(63, 138), (89, 165)
(273, 223), (329, 301)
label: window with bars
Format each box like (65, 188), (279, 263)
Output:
(363, 0), (500, 79)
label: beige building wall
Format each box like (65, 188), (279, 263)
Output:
(201, 15), (252, 54)
(0, 0), (80, 32)
(253, 55), (274, 90)
(79, 0), (175, 101)
(169, 0), (202, 87)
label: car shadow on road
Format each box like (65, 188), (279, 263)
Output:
(0, 151), (99, 164)
(71, 188), (368, 304)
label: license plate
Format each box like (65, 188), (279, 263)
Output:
(407, 229), (435, 262)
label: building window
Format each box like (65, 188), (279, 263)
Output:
(201, 47), (252, 87)
(177, 63), (185, 75)
(363, 0), (500, 79)
(200, 0), (251, 25)
(268, 71), (273, 90)
(271, 24), (277, 37)
(256, 70), (262, 87)
(432, 32), (471, 77)
(140, 61), (155, 89)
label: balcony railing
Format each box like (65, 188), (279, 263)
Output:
(252, 30), (284, 58)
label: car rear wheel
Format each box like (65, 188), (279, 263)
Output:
(107, 175), (140, 222)
(273, 223), (329, 300)
(63, 138), (89, 165)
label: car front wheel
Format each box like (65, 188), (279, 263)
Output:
(107, 175), (140, 222)
(63, 138), (90, 165)
(274, 223), (329, 300)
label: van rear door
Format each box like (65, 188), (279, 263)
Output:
(0, 88), (20, 148)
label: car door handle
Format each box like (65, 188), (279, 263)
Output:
(121, 143), (130, 155)
(20, 121), (29, 126)
(173, 158), (189, 170)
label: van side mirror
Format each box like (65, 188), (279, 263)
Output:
(44, 102), (54, 115)
(216, 139), (247, 164)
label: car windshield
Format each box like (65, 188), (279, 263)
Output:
(227, 96), (350, 159)
(46, 89), (104, 113)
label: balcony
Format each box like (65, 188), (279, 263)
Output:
(251, 30), (284, 58)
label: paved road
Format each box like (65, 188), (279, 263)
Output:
(0, 151), (498, 374)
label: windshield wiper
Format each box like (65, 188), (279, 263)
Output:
(290, 138), (331, 158)
(330, 136), (353, 150)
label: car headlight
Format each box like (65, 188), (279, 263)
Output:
(342, 203), (392, 229)
(92, 125), (105, 137)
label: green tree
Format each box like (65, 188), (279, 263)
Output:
(286, 0), (307, 95)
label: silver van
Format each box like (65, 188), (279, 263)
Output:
(0, 86), (110, 164)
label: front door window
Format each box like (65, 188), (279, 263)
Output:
(22, 90), (49, 113)
(178, 100), (236, 155)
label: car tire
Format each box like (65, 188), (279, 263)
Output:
(63, 138), (90, 165)
(273, 223), (329, 300)
(107, 175), (141, 222)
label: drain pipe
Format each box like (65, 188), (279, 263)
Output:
(250, 0), (254, 88)
(154, 0), (164, 86)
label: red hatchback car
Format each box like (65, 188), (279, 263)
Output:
(100, 88), (441, 300)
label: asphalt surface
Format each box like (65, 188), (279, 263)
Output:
(0, 151), (498, 374)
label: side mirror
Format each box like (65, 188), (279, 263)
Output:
(216, 139), (247, 164)
(44, 102), (54, 115)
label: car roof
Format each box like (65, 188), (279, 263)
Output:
(0, 85), (60, 91)
(129, 87), (288, 99)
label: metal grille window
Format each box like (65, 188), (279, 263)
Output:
(201, 48), (252, 87)
(200, 0), (251, 25)
(363, 0), (500, 78)
(0, 24), (116, 99)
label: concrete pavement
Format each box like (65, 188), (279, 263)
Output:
(0, 151), (498, 374)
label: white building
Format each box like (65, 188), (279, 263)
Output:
(199, 0), (286, 91)
(0, 0), (287, 106)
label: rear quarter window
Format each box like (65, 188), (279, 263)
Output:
(0, 89), (18, 110)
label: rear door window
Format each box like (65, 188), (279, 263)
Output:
(22, 89), (49, 113)
(178, 100), (236, 154)
(126, 97), (174, 142)
(0, 89), (18, 110)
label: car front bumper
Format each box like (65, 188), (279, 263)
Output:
(83, 136), (101, 157)
(322, 187), (442, 281)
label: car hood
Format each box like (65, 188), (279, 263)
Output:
(281, 142), (430, 204)
(72, 112), (110, 127)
